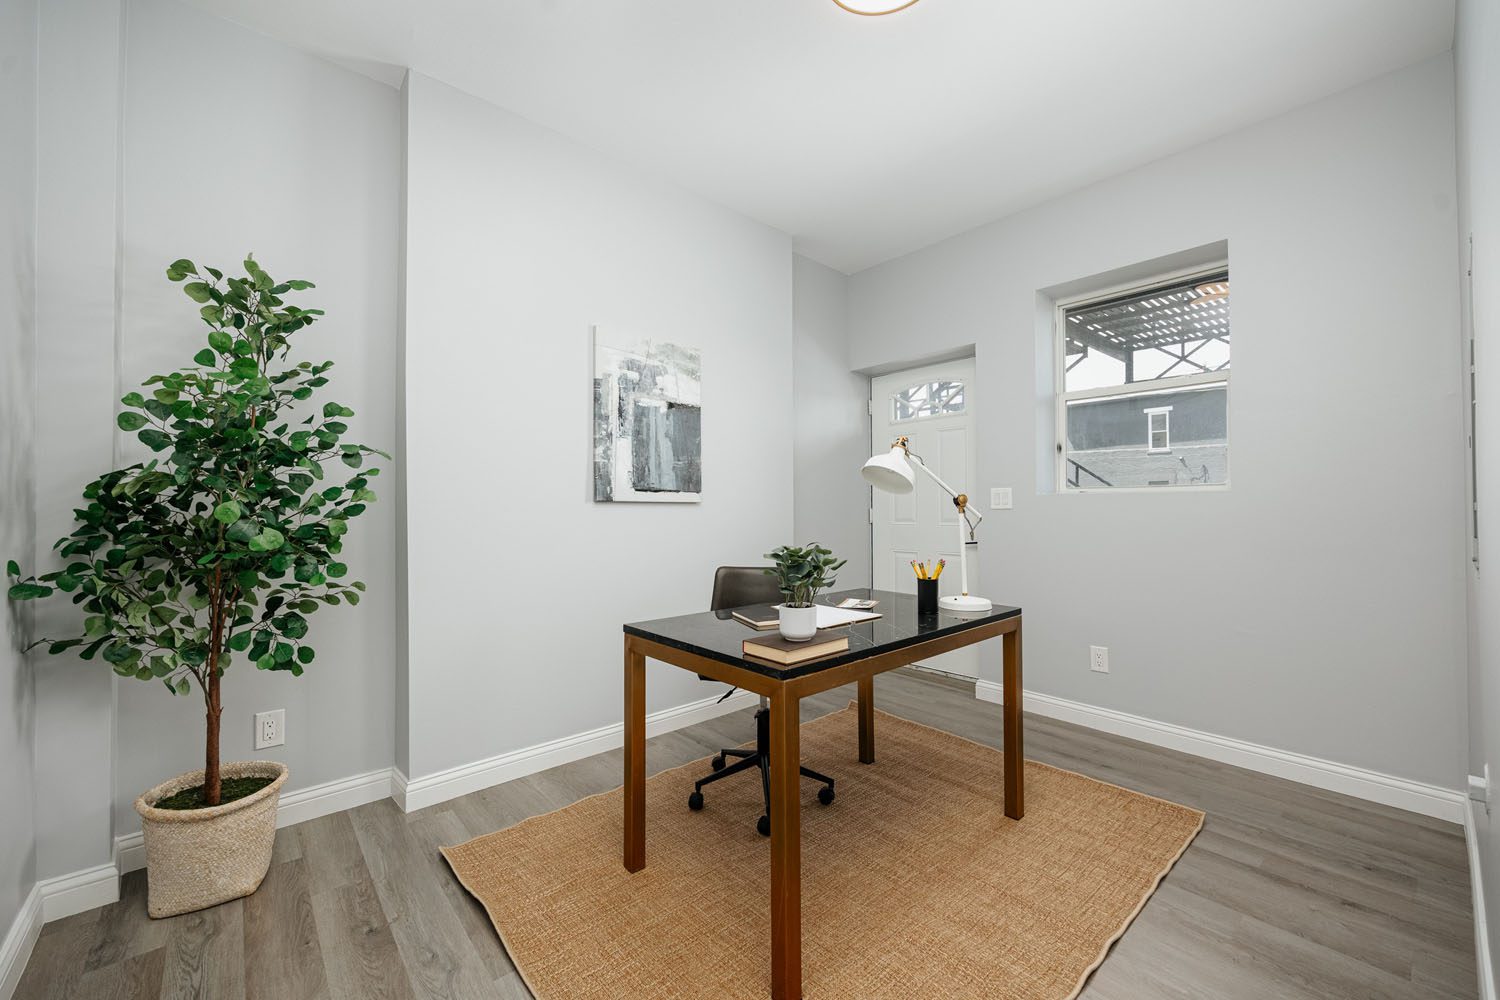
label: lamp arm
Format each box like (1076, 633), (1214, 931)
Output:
(907, 452), (984, 539)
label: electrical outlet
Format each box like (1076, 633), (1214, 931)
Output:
(990, 487), (1012, 510)
(1090, 646), (1109, 673)
(254, 709), (285, 750)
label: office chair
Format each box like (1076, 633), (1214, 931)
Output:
(687, 566), (837, 837)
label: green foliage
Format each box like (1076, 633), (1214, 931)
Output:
(6, 255), (386, 701)
(764, 544), (846, 607)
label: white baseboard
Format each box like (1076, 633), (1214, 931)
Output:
(36, 862), (119, 924)
(115, 767), (396, 875)
(974, 680), (1465, 823)
(1466, 798), (1498, 1000)
(0, 884), (41, 1000)
(398, 689), (759, 813)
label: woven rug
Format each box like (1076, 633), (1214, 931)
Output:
(442, 705), (1203, 1000)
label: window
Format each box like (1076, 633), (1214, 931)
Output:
(1058, 266), (1229, 490)
(1144, 407), (1171, 454)
(893, 380), (964, 422)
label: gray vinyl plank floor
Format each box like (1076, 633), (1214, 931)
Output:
(14, 668), (1478, 999)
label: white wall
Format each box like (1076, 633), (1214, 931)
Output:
(0, 0), (39, 940)
(793, 254), (871, 588)
(401, 73), (794, 780)
(847, 55), (1467, 789)
(109, 0), (401, 835)
(1457, 0), (1500, 971)
(31, 0), (124, 882)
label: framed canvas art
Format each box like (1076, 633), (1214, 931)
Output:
(592, 328), (702, 503)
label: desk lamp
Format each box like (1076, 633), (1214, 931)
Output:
(862, 436), (992, 613)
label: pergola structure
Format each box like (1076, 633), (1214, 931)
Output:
(1065, 272), (1230, 384)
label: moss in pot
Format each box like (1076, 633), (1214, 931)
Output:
(8, 255), (385, 917)
(764, 544), (846, 642)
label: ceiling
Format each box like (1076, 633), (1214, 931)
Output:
(180, 0), (1456, 273)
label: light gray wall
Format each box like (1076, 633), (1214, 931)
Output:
(793, 255), (871, 588)
(31, 0), (124, 881)
(401, 73), (794, 779)
(1457, 0), (1500, 972)
(108, 0), (401, 834)
(847, 55), (1467, 789)
(0, 0), (39, 939)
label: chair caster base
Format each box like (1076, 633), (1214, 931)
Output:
(688, 791), (704, 811)
(818, 785), (835, 806)
(757, 814), (770, 837)
(711, 755), (726, 772)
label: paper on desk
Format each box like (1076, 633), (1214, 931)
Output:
(812, 604), (881, 628)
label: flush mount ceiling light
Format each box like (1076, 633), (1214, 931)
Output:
(832, 0), (923, 14)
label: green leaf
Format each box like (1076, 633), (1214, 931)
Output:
(137, 429), (173, 452)
(279, 613), (308, 639)
(327, 562), (347, 578)
(183, 281), (214, 303)
(6, 560), (19, 577)
(227, 519), (260, 543)
(227, 631), (253, 652)
(274, 642), (293, 664)
(247, 528), (285, 553)
(175, 677), (191, 696)
(193, 348), (216, 366)
(166, 259), (197, 281)
(7, 583), (51, 600)
(121, 391), (146, 407)
(296, 646), (314, 665)
(116, 412), (148, 431)
(208, 330), (233, 353)
(213, 500), (242, 524)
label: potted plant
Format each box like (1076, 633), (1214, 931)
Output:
(764, 544), (846, 641)
(7, 256), (384, 918)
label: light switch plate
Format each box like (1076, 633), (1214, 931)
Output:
(990, 487), (1012, 510)
(254, 709), (285, 750)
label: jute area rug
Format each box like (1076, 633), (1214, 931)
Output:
(442, 705), (1203, 1000)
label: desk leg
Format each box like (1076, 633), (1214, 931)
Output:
(857, 676), (875, 764)
(768, 688), (803, 1000)
(1003, 621), (1024, 820)
(624, 637), (646, 872)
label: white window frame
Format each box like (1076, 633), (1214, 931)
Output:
(1055, 260), (1231, 493)
(1143, 406), (1172, 454)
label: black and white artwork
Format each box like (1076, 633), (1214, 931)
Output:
(592, 328), (702, 503)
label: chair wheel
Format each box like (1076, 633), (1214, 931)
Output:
(818, 786), (835, 806)
(757, 814), (770, 837)
(688, 791), (704, 811)
(711, 755), (726, 772)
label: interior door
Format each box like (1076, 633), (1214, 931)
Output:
(871, 358), (980, 679)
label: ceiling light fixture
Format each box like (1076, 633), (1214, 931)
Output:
(832, 0), (923, 15)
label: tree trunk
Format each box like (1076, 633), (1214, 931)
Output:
(205, 661), (222, 806)
(204, 572), (225, 807)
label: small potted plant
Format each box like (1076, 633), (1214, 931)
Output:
(764, 544), (846, 641)
(7, 256), (384, 918)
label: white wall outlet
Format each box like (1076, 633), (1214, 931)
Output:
(1090, 645), (1109, 673)
(254, 709), (285, 750)
(990, 487), (1012, 510)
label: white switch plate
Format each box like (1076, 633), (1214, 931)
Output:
(1090, 646), (1109, 673)
(254, 709), (285, 750)
(989, 487), (1012, 510)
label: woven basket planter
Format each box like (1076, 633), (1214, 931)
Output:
(134, 760), (289, 918)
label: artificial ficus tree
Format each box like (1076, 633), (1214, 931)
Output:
(7, 256), (385, 806)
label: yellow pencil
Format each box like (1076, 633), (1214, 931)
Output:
(933, 559), (946, 579)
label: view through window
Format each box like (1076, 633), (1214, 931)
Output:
(1059, 268), (1229, 489)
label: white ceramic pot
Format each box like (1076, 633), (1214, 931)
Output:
(778, 603), (818, 642)
(134, 760), (288, 918)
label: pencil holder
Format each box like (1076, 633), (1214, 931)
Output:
(916, 578), (938, 615)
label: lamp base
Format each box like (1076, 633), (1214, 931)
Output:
(939, 594), (993, 614)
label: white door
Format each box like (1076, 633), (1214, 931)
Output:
(871, 358), (980, 679)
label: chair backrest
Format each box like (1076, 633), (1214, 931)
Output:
(711, 566), (782, 612)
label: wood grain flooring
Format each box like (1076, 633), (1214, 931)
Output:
(14, 669), (1478, 999)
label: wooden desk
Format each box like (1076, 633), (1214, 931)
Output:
(622, 589), (1023, 1000)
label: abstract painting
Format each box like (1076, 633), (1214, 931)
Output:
(592, 328), (702, 503)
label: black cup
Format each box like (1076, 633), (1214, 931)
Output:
(916, 578), (938, 614)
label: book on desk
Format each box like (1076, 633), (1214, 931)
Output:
(742, 631), (849, 666)
(731, 604), (881, 631)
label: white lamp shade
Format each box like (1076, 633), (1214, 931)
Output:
(862, 447), (916, 494)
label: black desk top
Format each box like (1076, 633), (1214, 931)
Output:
(624, 588), (1021, 681)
